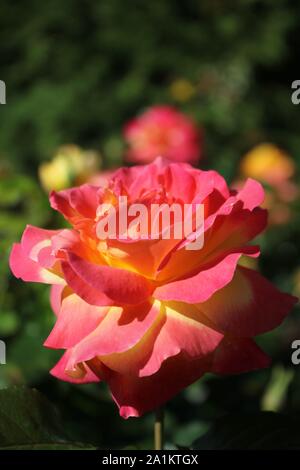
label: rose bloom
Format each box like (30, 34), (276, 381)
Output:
(10, 158), (297, 418)
(237, 143), (298, 226)
(240, 143), (295, 187)
(39, 145), (101, 192)
(124, 105), (202, 164)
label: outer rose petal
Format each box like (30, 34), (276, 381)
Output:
(65, 252), (153, 305)
(104, 338), (270, 418)
(199, 266), (298, 337)
(234, 178), (265, 210)
(9, 225), (64, 284)
(44, 294), (108, 349)
(20, 225), (60, 266)
(10, 243), (63, 284)
(211, 337), (270, 374)
(103, 353), (209, 418)
(101, 337), (271, 418)
(50, 350), (100, 384)
(50, 284), (66, 316)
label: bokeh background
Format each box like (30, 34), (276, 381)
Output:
(0, 0), (300, 449)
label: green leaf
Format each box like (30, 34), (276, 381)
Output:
(193, 412), (300, 450)
(0, 386), (96, 450)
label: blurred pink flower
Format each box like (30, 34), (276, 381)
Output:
(124, 105), (202, 164)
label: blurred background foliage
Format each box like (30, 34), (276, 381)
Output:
(0, 0), (300, 449)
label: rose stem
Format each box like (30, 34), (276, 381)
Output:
(154, 407), (164, 450)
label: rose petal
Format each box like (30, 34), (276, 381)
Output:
(101, 301), (223, 377)
(155, 252), (244, 303)
(50, 349), (100, 384)
(10, 243), (63, 284)
(66, 252), (153, 305)
(64, 300), (161, 370)
(199, 266), (298, 337)
(104, 353), (209, 418)
(50, 184), (99, 219)
(44, 294), (108, 349)
(211, 337), (271, 374)
(50, 284), (66, 316)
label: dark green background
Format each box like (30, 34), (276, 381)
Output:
(0, 0), (299, 449)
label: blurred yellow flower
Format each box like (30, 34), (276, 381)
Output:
(238, 143), (298, 226)
(169, 79), (196, 102)
(240, 143), (295, 186)
(39, 145), (101, 192)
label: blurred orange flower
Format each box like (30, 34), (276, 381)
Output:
(240, 143), (295, 187)
(238, 143), (298, 226)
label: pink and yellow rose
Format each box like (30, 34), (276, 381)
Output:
(10, 158), (297, 418)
